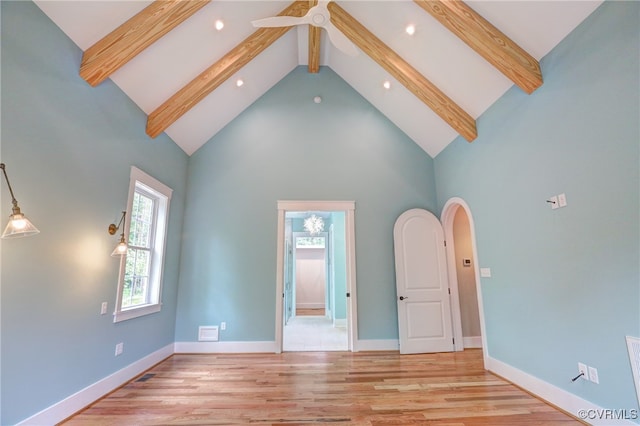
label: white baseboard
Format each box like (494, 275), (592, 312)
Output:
(355, 339), (399, 351)
(174, 341), (278, 353)
(17, 343), (174, 426)
(463, 336), (482, 348)
(486, 356), (637, 426)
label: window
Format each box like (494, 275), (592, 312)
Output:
(295, 236), (326, 249)
(114, 167), (172, 323)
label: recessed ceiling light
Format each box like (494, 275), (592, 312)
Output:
(314, 96), (322, 104)
(405, 24), (416, 36)
(236, 79), (244, 87)
(215, 20), (224, 31)
(383, 80), (391, 90)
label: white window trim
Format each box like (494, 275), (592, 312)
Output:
(113, 166), (172, 323)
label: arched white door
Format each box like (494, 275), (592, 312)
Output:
(394, 208), (454, 354)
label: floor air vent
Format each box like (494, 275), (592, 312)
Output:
(626, 336), (640, 407)
(136, 373), (155, 382)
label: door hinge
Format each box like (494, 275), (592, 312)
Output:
(448, 288), (451, 295)
(346, 292), (350, 297)
(282, 292), (285, 298)
(444, 240), (447, 247)
(452, 338), (455, 344)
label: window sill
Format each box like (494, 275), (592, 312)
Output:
(113, 303), (162, 323)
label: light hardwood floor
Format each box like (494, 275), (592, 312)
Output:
(296, 308), (325, 316)
(62, 349), (583, 425)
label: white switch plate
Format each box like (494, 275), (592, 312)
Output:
(588, 366), (599, 384)
(558, 193), (567, 207)
(549, 195), (559, 209)
(101, 302), (108, 315)
(220, 322), (226, 330)
(115, 342), (123, 356)
(480, 268), (491, 278)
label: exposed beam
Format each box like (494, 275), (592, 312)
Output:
(328, 2), (477, 142)
(413, 0), (542, 94)
(308, 0), (321, 73)
(146, 1), (310, 138)
(80, 0), (210, 87)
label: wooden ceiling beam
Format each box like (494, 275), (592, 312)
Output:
(80, 0), (210, 87)
(413, 0), (542, 94)
(146, 1), (310, 138)
(328, 2), (477, 142)
(308, 0), (321, 73)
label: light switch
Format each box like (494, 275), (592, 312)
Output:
(101, 302), (108, 315)
(480, 268), (491, 278)
(558, 193), (567, 207)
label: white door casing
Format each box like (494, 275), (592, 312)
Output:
(394, 208), (454, 354)
(441, 197), (488, 365)
(275, 200), (357, 353)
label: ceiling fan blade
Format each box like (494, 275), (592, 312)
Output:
(251, 15), (311, 28)
(324, 22), (358, 56)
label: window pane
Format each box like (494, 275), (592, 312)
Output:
(296, 236), (325, 248)
(123, 247), (151, 308)
(129, 192), (154, 248)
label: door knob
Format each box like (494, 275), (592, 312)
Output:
(399, 296), (408, 301)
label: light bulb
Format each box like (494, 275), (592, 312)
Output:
(11, 215), (27, 230)
(215, 20), (224, 31)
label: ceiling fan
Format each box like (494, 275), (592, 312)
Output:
(251, 0), (358, 56)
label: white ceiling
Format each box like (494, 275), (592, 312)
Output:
(34, 0), (602, 157)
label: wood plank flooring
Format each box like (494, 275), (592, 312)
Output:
(296, 308), (325, 316)
(62, 349), (583, 425)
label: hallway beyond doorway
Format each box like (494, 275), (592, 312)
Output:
(283, 316), (347, 351)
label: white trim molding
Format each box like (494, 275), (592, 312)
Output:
(275, 201), (358, 353)
(174, 341), (278, 353)
(17, 344), (174, 426)
(355, 339), (400, 351)
(487, 356), (636, 426)
(463, 336), (482, 348)
(441, 197), (488, 365)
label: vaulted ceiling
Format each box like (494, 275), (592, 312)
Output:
(35, 0), (602, 157)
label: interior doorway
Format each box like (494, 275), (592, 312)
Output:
(441, 198), (488, 364)
(275, 201), (357, 353)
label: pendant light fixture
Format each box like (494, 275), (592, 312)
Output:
(0, 163), (39, 239)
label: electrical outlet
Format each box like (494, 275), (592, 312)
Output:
(588, 366), (599, 384)
(220, 322), (226, 331)
(578, 363), (588, 381)
(101, 302), (108, 315)
(115, 342), (124, 356)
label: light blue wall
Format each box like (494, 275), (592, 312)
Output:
(5, 0), (634, 423)
(175, 66), (437, 342)
(0, 2), (188, 424)
(434, 1), (639, 414)
(331, 212), (347, 320)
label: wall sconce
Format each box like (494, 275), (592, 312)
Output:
(108, 211), (127, 257)
(0, 163), (40, 239)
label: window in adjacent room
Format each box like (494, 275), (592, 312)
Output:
(114, 166), (172, 323)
